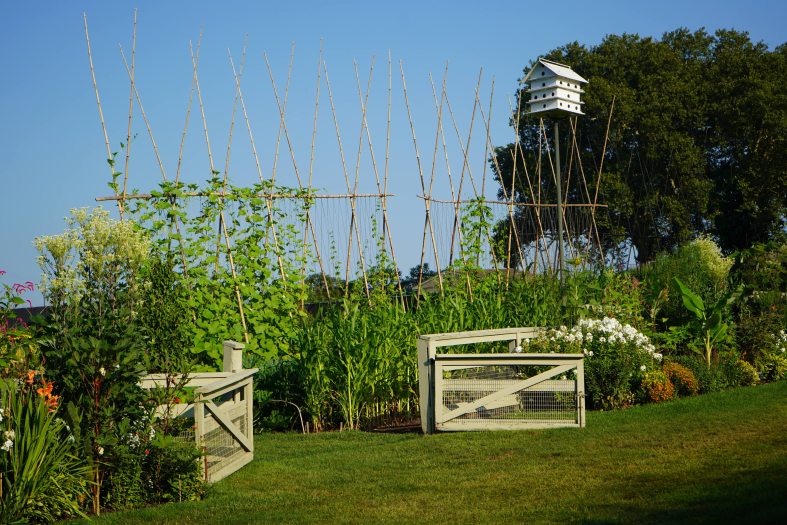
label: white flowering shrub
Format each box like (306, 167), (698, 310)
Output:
(526, 317), (662, 409)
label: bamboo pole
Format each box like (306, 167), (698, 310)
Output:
(120, 10), (138, 220)
(264, 49), (332, 295)
(400, 60), (438, 300)
(83, 13), (116, 212)
(305, 44), (332, 300)
(443, 69), (483, 300)
(96, 192), (393, 202)
(119, 45), (191, 281)
(569, 116), (605, 268)
(348, 59), (375, 299)
(191, 39), (249, 344)
(424, 65), (448, 294)
(590, 97), (616, 267)
(383, 51), (405, 306)
(415, 196), (605, 207)
(354, 56), (404, 304)
(476, 79), (502, 281)
(176, 33), (201, 185)
(322, 57), (368, 298)
(430, 70), (459, 268)
(228, 49), (289, 286)
(263, 52), (304, 188)
(504, 91), (528, 276)
(264, 46), (294, 288)
(119, 47), (166, 182)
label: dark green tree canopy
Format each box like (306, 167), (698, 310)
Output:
(492, 28), (786, 264)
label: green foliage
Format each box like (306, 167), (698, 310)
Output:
(0, 375), (90, 523)
(730, 242), (787, 365)
(141, 432), (205, 504)
(494, 29), (787, 263)
(35, 208), (153, 514)
(127, 178), (315, 367)
(642, 237), (733, 325)
(732, 359), (761, 387)
(758, 353), (787, 382)
(673, 277), (741, 367)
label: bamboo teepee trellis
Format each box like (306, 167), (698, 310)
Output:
(85, 14), (613, 344)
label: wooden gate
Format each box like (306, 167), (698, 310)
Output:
(140, 341), (257, 483)
(418, 328), (585, 433)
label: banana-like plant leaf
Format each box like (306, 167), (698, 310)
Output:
(673, 277), (705, 319)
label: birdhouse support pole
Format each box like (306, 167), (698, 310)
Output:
(554, 120), (564, 283)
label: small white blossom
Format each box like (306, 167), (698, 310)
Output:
(99, 367), (106, 376)
(97, 446), (104, 456)
(653, 353), (663, 361)
(2, 439), (12, 452)
(4, 430), (15, 441)
(0, 408), (4, 422)
(640, 365), (647, 372)
(514, 345), (523, 353)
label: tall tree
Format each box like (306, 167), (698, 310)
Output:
(492, 29), (786, 265)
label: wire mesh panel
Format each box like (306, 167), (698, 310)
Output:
(440, 364), (578, 425)
(201, 397), (250, 475)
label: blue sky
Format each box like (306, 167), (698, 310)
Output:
(1, 0), (784, 306)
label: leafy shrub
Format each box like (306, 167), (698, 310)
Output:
(730, 243), (787, 366)
(526, 317), (662, 410)
(642, 238), (733, 325)
(732, 359), (761, 387)
(640, 370), (675, 403)
(141, 433), (205, 504)
(758, 353), (787, 382)
(662, 362), (699, 396)
(0, 373), (90, 523)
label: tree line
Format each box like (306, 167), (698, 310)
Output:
(492, 28), (786, 264)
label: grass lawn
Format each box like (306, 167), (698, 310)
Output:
(75, 381), (787, 524)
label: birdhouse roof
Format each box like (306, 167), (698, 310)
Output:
(523, 58), (588, 85)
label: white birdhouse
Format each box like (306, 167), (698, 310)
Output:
(523, 58), (588, 117)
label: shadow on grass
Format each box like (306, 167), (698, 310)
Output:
(584, 462), (787, 525)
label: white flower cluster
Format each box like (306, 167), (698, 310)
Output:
(2, 429), (15, 452)
(550, 317), (662, 361)
(777, 330), (787, 354)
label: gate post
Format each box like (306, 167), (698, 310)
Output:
(223, 340), (244, 373)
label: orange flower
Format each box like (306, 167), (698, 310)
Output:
(45, 395), (60, 412)
(36, 379), (54, 399)
(25, 370), (36, 385)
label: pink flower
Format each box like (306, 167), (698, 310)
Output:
(12, 282), (34, 294)
(0, 269), (6, 276)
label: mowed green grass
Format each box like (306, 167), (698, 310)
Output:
(76, 381), (787, 524)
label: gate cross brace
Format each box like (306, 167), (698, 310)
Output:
(438, 363), (575, 423)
